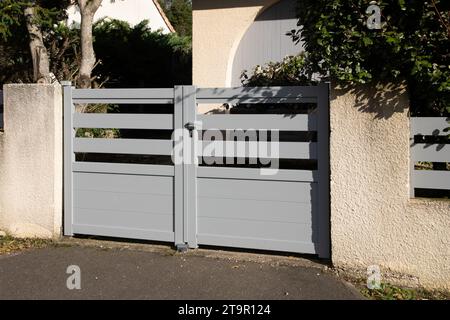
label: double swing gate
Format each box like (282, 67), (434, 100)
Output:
(63, 84), (330, 258)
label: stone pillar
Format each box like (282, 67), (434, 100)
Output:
(0, 84), (63, 238)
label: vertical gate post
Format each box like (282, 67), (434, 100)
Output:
(174, 86), (185, 246)
(182, 85), (198, 248)
(317, 82), (330, 258)
(62, 81), (74, 236)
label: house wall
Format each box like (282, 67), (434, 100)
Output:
(230, 0), (301, 86)
(0, 84), (63, 238)
(192, 1), (450, 290)
(193, 0), (280, 87)
(67, 0), (173, 33)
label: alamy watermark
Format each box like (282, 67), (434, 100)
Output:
(366, 2), (382, 30)
(66, 265), (81, 290)
(367, 265), (382, 289)
(171, 121), (281, 175)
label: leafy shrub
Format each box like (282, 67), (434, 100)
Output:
(93, 19), (192, 88)
(288, 0), (449, 116)
(240, 54), (316, 87)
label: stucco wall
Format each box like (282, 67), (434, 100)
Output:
(330, 84), (450, 290)
(0, 84), (63, 238)
(193, 0), (280, 87)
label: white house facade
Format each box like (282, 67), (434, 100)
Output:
(67, 0), (175, 33)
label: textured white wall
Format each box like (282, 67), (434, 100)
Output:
(0, 85), (63, 238)
(330, 83), (450, 290)
(67, 0), (172, 33)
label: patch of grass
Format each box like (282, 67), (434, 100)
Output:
(361, 283), (450, 300)
(0, 235), (53, 255)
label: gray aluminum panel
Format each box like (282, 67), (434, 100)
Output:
(73, 172), (174, 240)
(199, 141), (316, 159)
(196, 234), (316, 254)
(197, 114), (316, 131)
(411, 117), (450, 136)
(411, 143), (449, 162)
(197, 178), (317, 252)
(197, 167), (317, 182)
(73, 138), (173, 155)
(413, 170), (450, 190)
(73, 162), (174, 176)
(73, 113), (174, 130)
(72, 88), (174, 99)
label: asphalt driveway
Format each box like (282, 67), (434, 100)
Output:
(0, 245), (363, 300)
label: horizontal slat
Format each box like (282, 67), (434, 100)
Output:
(73, 98), (173, 104)
(411, 117), (450, 136)
(199, 200), (313, 225)
(197, 86), (321, 99)
(73, 162), (174, 176)
(75, 191), (173, 216)
(197, 167), (317, 182)
(73, 113), (173, 129)
(72, 224), (174, 242)
(199, 141), (316, 159)
(413, 170), (450, 190)
(74, 209), (173, 233)
(198, 178), (315, 203)
(411, 143), (449, 162)
(73, 88), (174, 99)
(197, 234), (316, 254)
(73, 138), (173, 155)
(74, 172), (173, 195)
(198, 218), (313, 242)
(197, 114), (316, 131)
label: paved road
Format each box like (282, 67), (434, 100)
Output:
(0, 246), (362, 300)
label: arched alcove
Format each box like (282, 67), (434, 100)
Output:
(230, 0), (303, 86)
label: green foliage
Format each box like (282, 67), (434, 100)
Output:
(241, 54), (316, 86)
(0, 235), (52, 255)
(76, 128), (120, 138)
(93, 19), (192, 87)
(361, 282), (450, 300)
(288, 0), (449, 115)
(0, 0), (70, 40)
(1, 16), (192, 87)
(158, 0), (192, 37)
(0, 0), (27, 40)
(46, 23), (81, 82)
(0, 20), (33, 83)
(0, 0), (74, 84)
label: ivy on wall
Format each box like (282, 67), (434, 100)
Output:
(285, 0), (449, 115)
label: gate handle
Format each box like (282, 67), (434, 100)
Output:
(184, 122), (196, 137)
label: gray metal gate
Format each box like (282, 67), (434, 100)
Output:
(63, 84), (330, 258)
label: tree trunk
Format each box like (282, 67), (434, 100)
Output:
(24, 6), (51, 84)
(78, 0), (102, 88)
